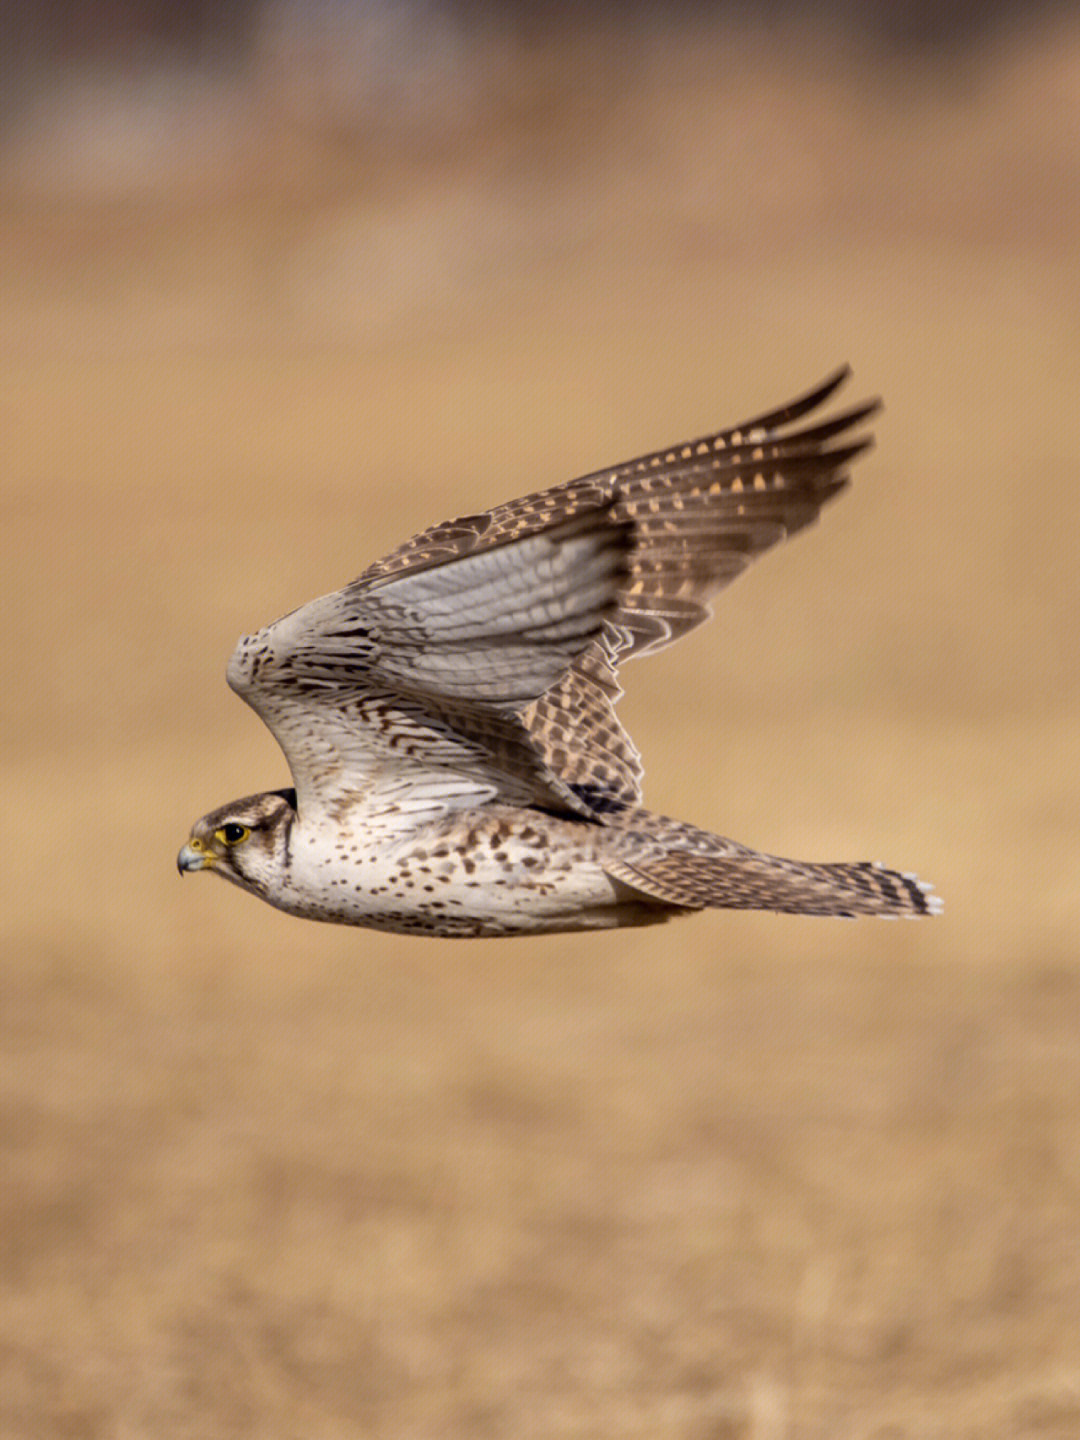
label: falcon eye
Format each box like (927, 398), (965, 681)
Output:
(215, 823), (250, 846)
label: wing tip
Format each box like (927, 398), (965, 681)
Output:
(734, 364), (880, 438)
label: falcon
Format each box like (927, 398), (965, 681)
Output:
(178, 368), (940, 936)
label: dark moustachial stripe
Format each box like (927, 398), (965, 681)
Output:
(280, 804), (295, 872)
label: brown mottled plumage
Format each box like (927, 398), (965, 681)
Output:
(178, 369), (940, 935)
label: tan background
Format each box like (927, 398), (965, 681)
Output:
(3, 6), (1079, 1436)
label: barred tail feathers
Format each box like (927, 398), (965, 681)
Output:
(604, 825), (941, 919)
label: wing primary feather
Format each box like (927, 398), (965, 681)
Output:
(728, 365), (853, 435)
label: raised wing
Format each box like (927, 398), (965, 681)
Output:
(227, 511), (633, 814)
(510, 369), (880, 812)
(359, 366), (875, 654)
(229, 369), (878, 819)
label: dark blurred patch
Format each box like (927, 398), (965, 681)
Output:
(467, 0), (1077, 53)
(5, 0), (1075, 203)
(1, 0), (1075, 113)
(0, 1), (255, 125)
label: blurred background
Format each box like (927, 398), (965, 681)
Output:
(3, 3), (1079, 1436)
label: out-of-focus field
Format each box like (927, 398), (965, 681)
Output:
(3, 14), (1079, 1438)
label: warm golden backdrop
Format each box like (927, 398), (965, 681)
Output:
(3, 9), (1078, 1436)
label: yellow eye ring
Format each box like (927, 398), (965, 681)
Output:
(215, 823), (250, 846)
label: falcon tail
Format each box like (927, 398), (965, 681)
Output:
(604, 823), (941, 918)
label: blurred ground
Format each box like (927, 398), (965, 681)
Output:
(2, 7), (1079, 1438)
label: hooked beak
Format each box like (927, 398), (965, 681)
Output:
(177, 837), (215, 874)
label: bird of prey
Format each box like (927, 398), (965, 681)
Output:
(178, 368), (939, 936)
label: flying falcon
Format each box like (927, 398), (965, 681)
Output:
(178, 368), (939, 936)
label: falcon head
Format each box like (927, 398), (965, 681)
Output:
(178, 789), (297, 901)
